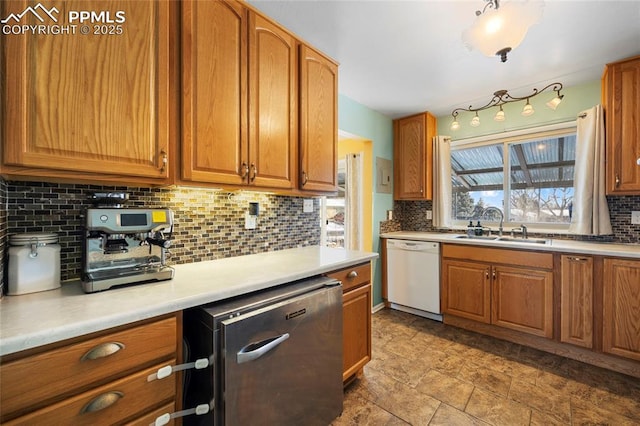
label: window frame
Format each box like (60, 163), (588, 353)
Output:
(449, 121), (578, 233)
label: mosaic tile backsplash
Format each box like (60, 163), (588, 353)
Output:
(393, 197), (640, 244)
(1, 180), (320, 284)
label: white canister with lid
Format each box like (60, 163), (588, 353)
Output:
(8, 233), (61, 295)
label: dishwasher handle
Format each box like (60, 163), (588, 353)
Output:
(387, 240), (439, 252)
(237, 333), (290, 364)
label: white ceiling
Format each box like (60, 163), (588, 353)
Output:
(247, 0), (640, 119)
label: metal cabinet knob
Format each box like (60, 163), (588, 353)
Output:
(347, 271), (358, 279)
(637, 157), (640, 166)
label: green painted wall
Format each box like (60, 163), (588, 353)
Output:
(338, 94), (393, 307)
(436, 80), (601, 139)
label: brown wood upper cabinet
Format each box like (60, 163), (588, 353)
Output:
(181, 1), (297, 189)
(393, 112), (436, 200)
(2, 0), (171, 183)
(603, 55), (640, 194)
(299, 45), (339, 192)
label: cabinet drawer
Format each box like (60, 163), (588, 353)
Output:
(5, 362), (176, 426)
(326, 263), (371, 292)
(443, 244), (553, 270)
(1, 316), (177, 418)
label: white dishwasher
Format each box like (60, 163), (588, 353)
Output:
(386, 239), (442, 321)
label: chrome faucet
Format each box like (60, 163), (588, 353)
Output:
(482, 206), (504, 236)
(511, 224), (528, 239)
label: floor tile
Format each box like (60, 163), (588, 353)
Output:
(336, 309), (640, 425)
(414, 368), (474, 411)
(509, 378), (572, 423)
(429, 403), (490, 426)
(457, 362), (512, 397)
(465, 387), (531, 426)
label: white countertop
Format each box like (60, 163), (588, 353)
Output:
(0, 246), (378, 357)
(381, 231), (640, 258)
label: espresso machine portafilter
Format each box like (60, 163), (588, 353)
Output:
(81, 208), (175, 293)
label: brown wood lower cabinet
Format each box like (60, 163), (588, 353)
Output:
(441, 259), (491, 323)
(0, 314), (181, 424)
(443, 244), (640, 378)
(442, 244), (553, 338)
(560, 255), (594, 348)
(326, 262), (372, 383)
(492, 265), (553, 338)
(603, 258), (640, 361)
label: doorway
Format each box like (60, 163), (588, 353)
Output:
(321, 134), (373, 251)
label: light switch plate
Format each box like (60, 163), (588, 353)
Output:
(632, 211), (640, 224)
(244, 213), (257, 229)
(303, 199), (313, 213)
(426, 210), (433, 220)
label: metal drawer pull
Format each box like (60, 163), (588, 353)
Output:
(237, 333), (290, 364)
(569, 257), (588, 262)
(80, 391), (124, 414)
(347, 270), (358, 279)
(81, 342), (125, 361)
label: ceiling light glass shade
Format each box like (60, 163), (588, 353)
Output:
(521, 100), (534, 116)
(450, 119), (460, 131)
(462, 1), (544, 62)
(470, 113), (480, 127)
(546, 94), (564, 110)
(494, 106), (505, 121)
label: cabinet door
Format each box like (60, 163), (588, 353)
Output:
(393, 112), (435, 200)
(248, 12), (297, 189)
(560, 255), (594, 348)
(3, 0), (170, 180)
(605, 57), (640, 194)
(603, 258), (640, 361)
(299, 44), (338, 192)
(342, 284), (372, 382)
(181, 0), (247, 185)
(492, 265), (553, 338)
(441, 259), (491, 323)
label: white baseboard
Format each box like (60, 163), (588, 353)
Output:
(372, 302), (386, 314)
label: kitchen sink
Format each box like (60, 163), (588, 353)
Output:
(495, 237), (550, 244)
(452, 235), (551, 245)
(453, 235), (499, 240)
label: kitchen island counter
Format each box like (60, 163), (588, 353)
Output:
(0, 246), (378, 356)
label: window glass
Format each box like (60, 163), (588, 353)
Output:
(450, 132), (576, 227)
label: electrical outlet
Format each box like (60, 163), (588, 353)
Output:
(303, 199), (313, 213)
(244, 212), (257, 229)
(426, 210), (433, 220)
(632, 211), (640, 225)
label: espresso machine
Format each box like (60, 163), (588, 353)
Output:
(81, 194), (175, 293)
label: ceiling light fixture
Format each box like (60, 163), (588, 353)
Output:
(450, 82), (564, 131)
(462, 0), (544, 63)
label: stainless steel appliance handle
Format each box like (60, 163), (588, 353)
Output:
(237, 333), (290, 364)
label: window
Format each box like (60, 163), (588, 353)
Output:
(450, 127), (576, 229)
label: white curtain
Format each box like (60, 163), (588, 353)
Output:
(345, 153), (363, 250)
(433, 135), (452, 228)
(568, 105), (612, 235)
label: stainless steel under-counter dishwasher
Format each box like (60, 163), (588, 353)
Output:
(183, 276), (343, 425)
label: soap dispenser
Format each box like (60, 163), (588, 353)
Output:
(467, 221), (474, 237)
(475, 221), (483, 236)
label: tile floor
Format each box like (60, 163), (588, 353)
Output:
(332, 308), (640, 425)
